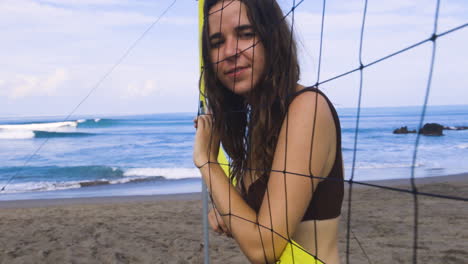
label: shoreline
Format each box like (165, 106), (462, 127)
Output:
(0, 172), (466, 209)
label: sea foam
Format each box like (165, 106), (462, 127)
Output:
(0, 167), (200, 194)
(0, 130), (35, 139)
(0, 181), (82, 194)
(0, 121), (77, 131)
(0, 119), (104, 139)
(123, 168), (201, 179)
(456, 143), (468, 149)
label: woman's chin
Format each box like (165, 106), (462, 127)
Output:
(224, 82), (257, 96)
(229, 88), (251, 97)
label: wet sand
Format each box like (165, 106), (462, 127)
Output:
(0, 174), (467, 263)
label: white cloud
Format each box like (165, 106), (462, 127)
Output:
(41, 0), (129, 6)
(295, 11), (464, 33)
(123, 80), (161, 98)
(0, 0), (194, 35)
(10, 76), (39, 98)
(327, 0), (468, 16)
(0, 1), (152, 29)
(160, 16), (197, 26)
(0, 80), (7, 97)
(0, 0), (194, 33)
(8, 69), (69, 98)
(43, 68), (69, 93)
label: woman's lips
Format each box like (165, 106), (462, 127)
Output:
(226, 66), (249, 78)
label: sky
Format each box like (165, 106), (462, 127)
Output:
(0, 0), (466, 117)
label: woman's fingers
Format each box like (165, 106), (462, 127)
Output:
(194, 115), (214, 131)
(208, 210), (218, 232)
(209, 208), (232, 237)
(208, 209), (223, 234)
(193, 114), (219, 168)
(208, 208), (233, 237)
(202, 115), (212, 128)
(219, 223), (229, 235)
(214, 209), (231, 236)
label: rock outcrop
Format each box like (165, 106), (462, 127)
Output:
(393, 126), (416, 134)
(418, 123), (444, 136)
(394, 123), (467, 135)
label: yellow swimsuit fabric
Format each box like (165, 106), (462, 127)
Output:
(277, 239), (324, 264)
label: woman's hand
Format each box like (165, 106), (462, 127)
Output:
(193, 114), (220, 168)
(208, 207), (232, 237)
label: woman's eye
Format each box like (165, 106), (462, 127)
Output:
(241, 32), (255, 38)
(211, 40), (223, 48)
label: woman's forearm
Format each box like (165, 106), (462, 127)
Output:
(199, 163), (277, 263)
(199, 162), (257, 234)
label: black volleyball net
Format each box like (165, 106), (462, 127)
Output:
(198, 0), (468, 263)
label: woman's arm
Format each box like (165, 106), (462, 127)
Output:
(194, 91), (337, 263)
(208, 207), (232, 237)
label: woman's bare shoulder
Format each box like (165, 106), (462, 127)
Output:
(284, 87), (337, 177)
(287, 87), (334, 125)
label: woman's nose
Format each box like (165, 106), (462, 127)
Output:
(224, 37), (240, 61)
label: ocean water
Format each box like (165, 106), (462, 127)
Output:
(0, 105), (467, 200)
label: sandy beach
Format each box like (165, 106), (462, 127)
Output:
(0, 174), (467, 264)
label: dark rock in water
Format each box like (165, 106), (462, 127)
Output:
(80, 180), (110, 187)
(419, 123), (444, 136)
(394, 123), (466, 135)
(443, 126), (468, 131)
(393, 126), (416, 134)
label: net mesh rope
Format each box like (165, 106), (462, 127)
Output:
(197, 0), (468, 263)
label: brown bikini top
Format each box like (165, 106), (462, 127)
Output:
(242, 87), (344, 221)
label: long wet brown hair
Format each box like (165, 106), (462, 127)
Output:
(201, 0), (300, 193)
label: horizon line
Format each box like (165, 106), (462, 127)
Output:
(0, 104), (467, 119)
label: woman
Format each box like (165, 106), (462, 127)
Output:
(193, 0), (344, 263)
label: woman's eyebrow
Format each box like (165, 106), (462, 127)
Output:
(209, 25), (253, 41)
(209, 32), (222, 41)
(235, 24), (254, 32)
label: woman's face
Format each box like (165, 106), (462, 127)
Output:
(208, 0), (265, 96)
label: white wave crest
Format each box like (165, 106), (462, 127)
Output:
(0, 181), (82, 194)
(0, 121), (77, 131)
(0, 168), (200, 194)
(0, 130), (35, 139)
(123, 168), (201, 179)
(456, 143), (468, 149)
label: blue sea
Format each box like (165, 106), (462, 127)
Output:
(0, 105), (467, 201)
